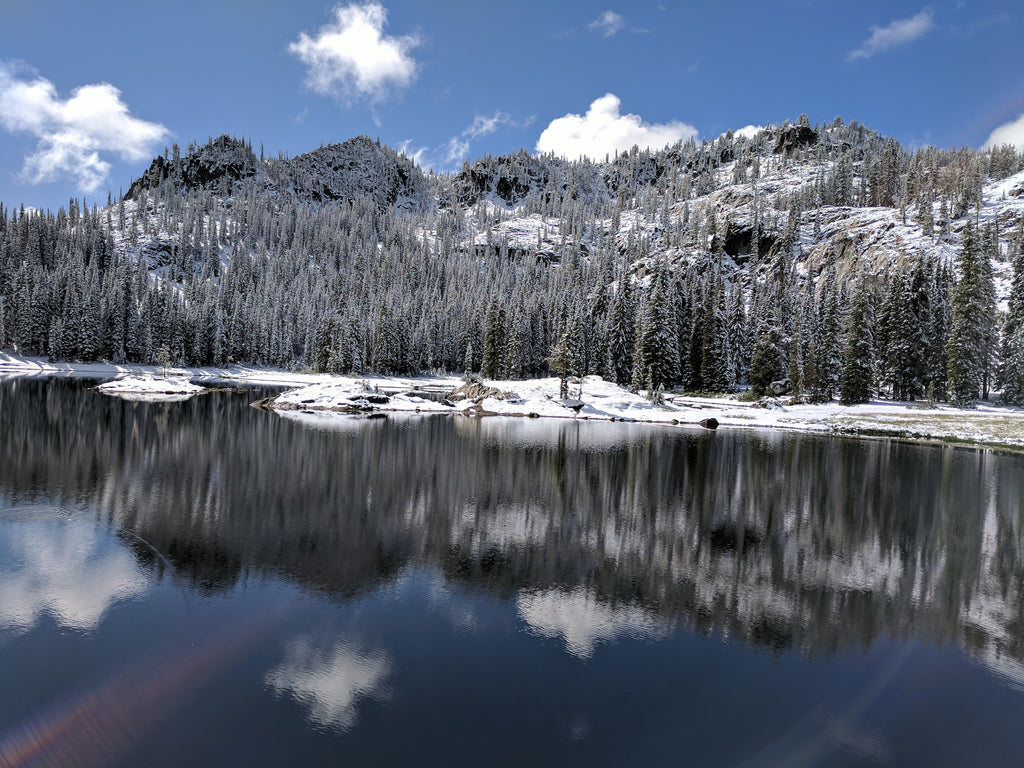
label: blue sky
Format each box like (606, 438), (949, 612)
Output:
(1, 0), (1022, 212)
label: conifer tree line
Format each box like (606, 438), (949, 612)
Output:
(0, 116), (1022, 405)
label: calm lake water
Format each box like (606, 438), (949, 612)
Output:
(2, 377), (1024, 767)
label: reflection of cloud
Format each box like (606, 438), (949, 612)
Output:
(517, 587), (668, 659)
(0, 521), (149, 633)
(265, 635), (391, 731)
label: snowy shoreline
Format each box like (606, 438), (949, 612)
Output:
(3, 351), (1024, 451)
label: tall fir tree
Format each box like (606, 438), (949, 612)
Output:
(1000, 227), (1024, 405)
(839, 274), (874, 405)
(947, 223), (995, 405)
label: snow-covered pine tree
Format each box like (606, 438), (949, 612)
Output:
(947, 223), (994, 406)
(605, 271), (636, 386)
(839, 273), (874, 405)
(1000, 227), (1024, 405)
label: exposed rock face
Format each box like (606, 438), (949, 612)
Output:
(126, 135), (258, 199)
(454, 150), (554, 207)
(721, 222), (779, 260)
(126, 134), (428, 211)
(284, 136), (428, 211)
(773, 124), (818, 156)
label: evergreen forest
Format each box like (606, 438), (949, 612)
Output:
(1, 116), (1023, 406)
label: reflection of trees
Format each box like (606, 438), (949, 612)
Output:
(2, 378), (1024, 663)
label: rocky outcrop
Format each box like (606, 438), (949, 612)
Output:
(446, 382), (518, 403)
(126, 135), (259, 199)
(125, 134), (428, 211)
(773, 124), (818, 156)
(283, 136), (428, 211)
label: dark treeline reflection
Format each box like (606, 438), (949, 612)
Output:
(3, 377), (1024, 664)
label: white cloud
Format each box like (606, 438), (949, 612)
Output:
(848, 8), (935, 61)
(983, 113), (1024, 151)
(0, 62), (168, 193)
(589, 10), (625, 37)
(396, 139), (428, 168)
(443, 111), (516, 165)
(288, 3), (419, 104)
(734, 125), (763, 140)
(535, 93), (697, 161)
(265, 635), (391, 731)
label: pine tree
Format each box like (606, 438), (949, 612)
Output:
(482, 302), (507, 379)
(879, 270), (924, 400)
(1000, 228), (1024, 405)
(947, 223), (995, 406)
(810, 252), (841, 402)
(700, 273), (730, 392)
(605, 272), (636, 386)
(839, 276), (874, 405)
(635, 267), (680, 390)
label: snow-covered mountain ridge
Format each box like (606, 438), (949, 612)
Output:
(2, 116), (1022, 404)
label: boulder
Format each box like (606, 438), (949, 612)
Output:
(699, 417), (719, 430)
(446, 382), (517, 403)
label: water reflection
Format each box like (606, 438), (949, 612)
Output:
(517, 587), (668, 659)
(0, 518), (148, 634)
(1, 378), (1024, 670)
(265, 635), (391, 731)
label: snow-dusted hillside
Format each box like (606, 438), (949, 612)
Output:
(3, 117), (1023, 403)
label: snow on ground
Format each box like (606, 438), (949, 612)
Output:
(272, 380), (453, 413)
(96, 374), (205, 401)
(4, 352), (1024, 450)
(269, 373), (1024, 450)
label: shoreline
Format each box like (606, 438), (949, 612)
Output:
(3, 351), (1024, 452)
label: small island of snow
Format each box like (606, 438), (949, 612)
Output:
(97, 374), (206, 402)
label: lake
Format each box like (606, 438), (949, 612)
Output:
(2, 377), (1024, 767)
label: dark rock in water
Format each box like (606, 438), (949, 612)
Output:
(364, 393), (391, 405)
(699, 417), (719, 430)
(527, 412), (540, 418)
(250, 396), (277, 410)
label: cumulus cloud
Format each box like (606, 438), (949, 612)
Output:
(734, 125), (763, 140)
(288, 3), (419, 104)
(0, 62), (168, 193)
(589, 10), (625, 37)
(536, 94), (697, 161)
(848, 8), (935, 61)
(983, 113), (1024, 151)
